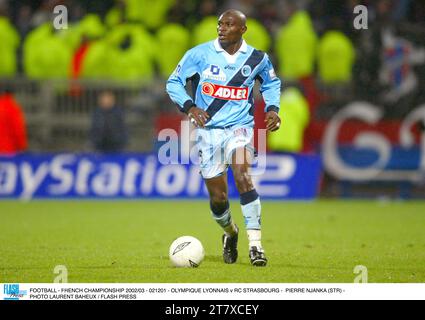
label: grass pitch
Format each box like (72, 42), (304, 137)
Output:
(0, 200), (424, 283)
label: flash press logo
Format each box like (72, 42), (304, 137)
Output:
(3, 284), (27, 300)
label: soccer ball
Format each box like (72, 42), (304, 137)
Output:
(169, 236), (205, 268)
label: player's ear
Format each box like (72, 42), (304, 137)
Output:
(241, 25), (247, 34)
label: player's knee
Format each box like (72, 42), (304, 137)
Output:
(210, 195), (229, 217)
(210, 188), (227, 202)
(233, 169), (253, 193)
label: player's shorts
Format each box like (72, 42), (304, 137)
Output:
(195, 125), (255, 179)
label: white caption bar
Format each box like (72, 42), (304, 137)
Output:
(1, 283), (425, 300)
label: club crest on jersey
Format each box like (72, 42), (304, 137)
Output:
(201, 82), (248, 100)
(202, 65), (227, 81)
(241, 65), (252, 77)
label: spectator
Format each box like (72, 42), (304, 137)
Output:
(90, 90), (127, 153)
(0, 87), (28, 154)
(275, 9), (318, 80)
(0, 16), (20, 78)
(92, 23), (156, 82)
(156, 23), (190, 79)
(105, 0), (126, 28)
(244, 18), (271, 52)
(23, 23), (72, 79)
(267, 86), (310, 153)
(317, 30), (355, 84)
(69, 14), (105, 94)
(192, 15), (219, 45)
(125, 0), (176, 30)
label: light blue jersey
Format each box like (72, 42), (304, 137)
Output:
(166, 39), (281, 128)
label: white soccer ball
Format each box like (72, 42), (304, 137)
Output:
(169, 236), (205, 268)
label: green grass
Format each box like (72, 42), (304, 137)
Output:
(0, 200), (424, 283)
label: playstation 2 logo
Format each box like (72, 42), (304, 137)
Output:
(3, 284), (27, 300)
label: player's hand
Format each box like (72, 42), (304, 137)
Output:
(265, 111), (281, 132)
(187, 106), (210, 128)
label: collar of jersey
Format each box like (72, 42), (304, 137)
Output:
(213, 38), (247, 54)
(214, 38), (247, 64)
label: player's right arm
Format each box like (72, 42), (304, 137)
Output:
(166, 49), (209, 127)
(166, 49), (199, 114)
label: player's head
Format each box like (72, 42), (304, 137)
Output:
(217, 9), (247, 46)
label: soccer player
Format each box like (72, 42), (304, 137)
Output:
(166, 10), (281, 266)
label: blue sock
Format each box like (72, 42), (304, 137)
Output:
(240, 189), (261, 230)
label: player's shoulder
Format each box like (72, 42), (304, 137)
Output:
(245, 42), (267, 60)
(181, 41), (214, 62)
(188, 41), (215, 54)
(243, 42), (269, 68)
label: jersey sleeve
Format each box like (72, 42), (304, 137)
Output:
(166, 49), (199, 113)
(257, 54), (282, 113)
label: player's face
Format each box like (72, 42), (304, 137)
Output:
(217, 14), (246, 46)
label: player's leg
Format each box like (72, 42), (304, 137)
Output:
(204, 174), (239, 264)
(197, 127), (239, 264)
(231, 147), (267, 266)
(205, 173), (237, 237)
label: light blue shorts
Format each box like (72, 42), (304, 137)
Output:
(195, 125), (254, 179)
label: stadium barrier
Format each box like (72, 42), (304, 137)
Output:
(0, 78), (162, 152)
(0, 153), (322, 200)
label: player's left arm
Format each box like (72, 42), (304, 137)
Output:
(257, 54), (282, 132)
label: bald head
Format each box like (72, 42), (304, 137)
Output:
(217, 9), (247, 49)
(219, 9), (247, 27)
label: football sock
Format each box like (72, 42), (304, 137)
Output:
(223, 221), (238, 237)
(247, 229), (263, 250)
(210, 200), (237, 236)
(240, 189), (262, 248)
